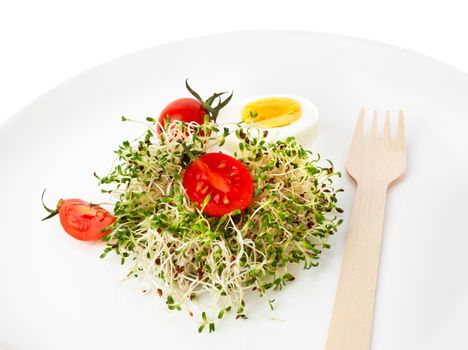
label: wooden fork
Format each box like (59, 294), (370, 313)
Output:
(325, 109), (407, 350)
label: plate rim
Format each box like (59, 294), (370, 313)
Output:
(2, 30), (467, 133)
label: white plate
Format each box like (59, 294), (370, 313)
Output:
(1, 31), (467, 350)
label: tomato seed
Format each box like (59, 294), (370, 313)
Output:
(223, 195), (230, 205)
(195, 181), (205, 192)
(217, 161), (226, 169)
(230, 169), (240, 177)
(213, 194), (220, 203)
(200, 185), (209, 194)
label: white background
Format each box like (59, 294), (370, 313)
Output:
(1, 0), (467, 124)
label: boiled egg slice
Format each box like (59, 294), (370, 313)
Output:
(217, 95), (319, 149)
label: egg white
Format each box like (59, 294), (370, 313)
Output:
(216, 94), (319, 153)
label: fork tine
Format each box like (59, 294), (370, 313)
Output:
(369, 111), (378, 139)
(396, 110), (406, 149)
(350, 108), (365, 147)
(383, 111), (391, 142)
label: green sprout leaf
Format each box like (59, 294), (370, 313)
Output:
(96, 118), (343, 332)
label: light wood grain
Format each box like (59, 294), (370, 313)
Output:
(325, 110), (406, 350)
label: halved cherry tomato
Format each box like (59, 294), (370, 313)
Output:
(42, 193), (116, 241)
(183, 153), (254, 217)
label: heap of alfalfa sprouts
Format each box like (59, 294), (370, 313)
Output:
(97, 118), (343, 332)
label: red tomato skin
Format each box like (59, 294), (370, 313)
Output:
(58, 199), (116, 241)
(157, 98), (208, 134)
(183, 153), (254, 217)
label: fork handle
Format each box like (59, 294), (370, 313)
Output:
(325, 182), (388, 350)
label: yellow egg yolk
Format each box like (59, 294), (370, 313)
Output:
(241, 97), (302, 128)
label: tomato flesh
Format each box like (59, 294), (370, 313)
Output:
(183, 153), (254, 217)
(58, 199), (116, 241)
(158, 98), (208, 135)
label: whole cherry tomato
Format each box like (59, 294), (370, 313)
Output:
(157, 80), (232, 136)
(158, 97), (207, 135)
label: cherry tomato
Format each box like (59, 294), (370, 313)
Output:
(42, 193), (116, 241)
(157, 98), (207, 135)
(183, 153), (254, 217)
(156, 81), (233, 137)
